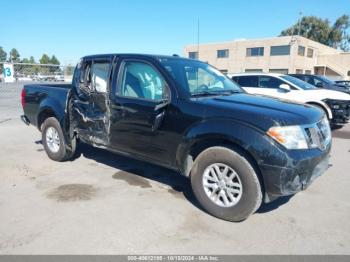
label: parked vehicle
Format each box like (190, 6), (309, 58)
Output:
(54, 73), (65, 82)
(335, 80), (350, 87)
(15, 73), (33, 82)
(230, 73), (350, 127)
(21, 54), (332, 221)
(289, 74), (350, 94)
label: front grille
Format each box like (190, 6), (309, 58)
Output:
(304, 118), (331, 150)
(324, 99), (350, 115)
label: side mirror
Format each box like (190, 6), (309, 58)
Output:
(279, 84), (291, 92)
(315, 82), (323, 88)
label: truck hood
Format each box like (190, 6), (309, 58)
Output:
(304, 89), (350, 101)
(195, 93), (323, 131)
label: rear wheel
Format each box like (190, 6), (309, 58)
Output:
(41, 117), (76, 161)
(190, 146), (262, 222)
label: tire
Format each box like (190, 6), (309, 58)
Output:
(190, 146), (262, 222)
(41, 117), (76, 161)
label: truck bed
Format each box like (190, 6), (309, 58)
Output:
(24, 83), (72, 89)
(22, 84), (72, 129)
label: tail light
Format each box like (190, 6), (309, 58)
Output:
(21, 88), (26, 108)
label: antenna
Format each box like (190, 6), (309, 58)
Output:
(297, 11), (303, 36)
(197, 18), (200, 58)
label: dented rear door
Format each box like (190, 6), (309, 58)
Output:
(72, 57), (112, 146)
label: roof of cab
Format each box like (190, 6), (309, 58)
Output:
(81, 53), (193, 61)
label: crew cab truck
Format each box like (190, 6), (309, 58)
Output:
(21, 54), (332, 222)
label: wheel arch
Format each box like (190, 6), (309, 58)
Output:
(306, 101), (332, 120)
(37, 97), (66, 131)
(185, 136), (266, 203)
(37, 108), (58, 131)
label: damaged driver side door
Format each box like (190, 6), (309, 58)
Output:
(72, 58), (112, 146)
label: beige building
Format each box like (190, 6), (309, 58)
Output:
(184, 36), (350, 80)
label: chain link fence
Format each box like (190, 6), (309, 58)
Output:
(0, 62), (75, 87)
(0, 63), (76, 118)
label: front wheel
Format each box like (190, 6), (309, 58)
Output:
(190, 146), (262, 222)
(41, 117), (76, 161)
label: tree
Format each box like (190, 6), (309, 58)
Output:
(0, 47), (7, 62)
(29, 56), (35, 64)
(50, 55), (60, 65)
(280, 15), (350, 51)
(39, 54), (50, 64)
(9, 48), (20, 62)
(22, 58), (30, 63)
(329, 15), (350, 50)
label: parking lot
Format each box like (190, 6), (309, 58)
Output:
(0, 83), (350, 255)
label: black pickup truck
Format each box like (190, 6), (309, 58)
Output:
(21, 54), (332, 221)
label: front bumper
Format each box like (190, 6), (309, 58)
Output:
(259, 145), (331, 203)
(324, 99), (350, 125)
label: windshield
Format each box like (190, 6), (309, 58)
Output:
(159, 58), (243, 96)
(281, 75), (316, 90)
(316, 75), (335, 85)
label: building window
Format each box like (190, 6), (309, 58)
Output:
(305, 70), (312, 74)
(245, 69), (263, 72)
(347, 71), (350, 76)
(246, 47), (264, 57)
(296, 69), (303, 74)
(269, 68), (288, 74)
(219, 69), (228, 74)
(188, 52), (198, 59)
(307, 48), (314, 58)
(298, 46), (305, 56)
(217, 49), (229, 58)
(270, 45), (290, 56)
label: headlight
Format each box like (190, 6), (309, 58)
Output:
(318, 116), (332, 147)
(267, 125), (308, 149)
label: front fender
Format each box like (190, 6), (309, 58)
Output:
(176, 118), (285, 176)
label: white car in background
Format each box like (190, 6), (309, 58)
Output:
(228, 73), (350, 127)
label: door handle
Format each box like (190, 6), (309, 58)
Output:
(152, 111), (165, 132)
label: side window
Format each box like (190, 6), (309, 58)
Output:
(78, 61), (93, 93)
(119, 61), (165, 101)
(91, 62), (110, 93)
(259, 76), (284, 89)
(237, 76), (259, 87)
(231, 76), (239, 85)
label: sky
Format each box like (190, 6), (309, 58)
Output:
(1, 0), (349, 65)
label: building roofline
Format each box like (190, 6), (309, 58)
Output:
(184, 36), (296, 48)
(184, 35), (341, 52)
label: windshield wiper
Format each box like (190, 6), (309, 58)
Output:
(191, 90), (241, 97)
